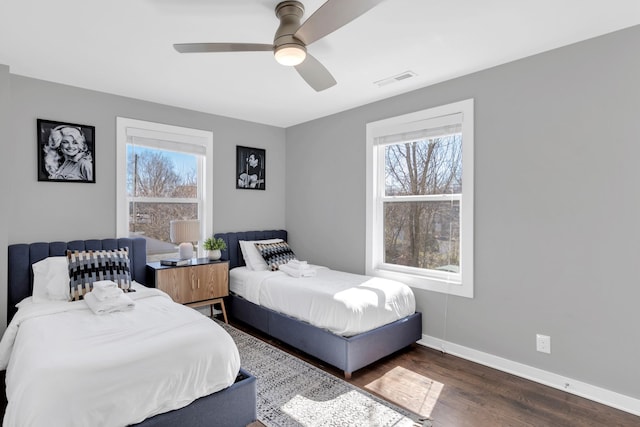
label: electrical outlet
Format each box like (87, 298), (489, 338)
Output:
(536, 334), (551, 354)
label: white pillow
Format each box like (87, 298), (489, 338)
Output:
(15, 296), (34, 309)
(239, 239), (284, 271)
(32, 257), (70, 303)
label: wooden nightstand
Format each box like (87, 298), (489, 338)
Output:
(146, 259), (229, 323)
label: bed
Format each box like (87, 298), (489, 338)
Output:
(4, 237), (256, 427)
(214, 230), (422, 379)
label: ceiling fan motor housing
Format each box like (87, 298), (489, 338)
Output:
(274, 1), (307, 53)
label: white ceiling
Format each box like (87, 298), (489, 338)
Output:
(1, 0), (639, 128)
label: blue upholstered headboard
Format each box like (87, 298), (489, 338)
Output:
(214, 230), (287, 270)
(7, 237), (147, 323)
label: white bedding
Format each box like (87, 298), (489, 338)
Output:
(229, 266), (416, 336)
(0, 284), (241, 427)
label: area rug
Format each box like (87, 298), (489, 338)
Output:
(218, 321), (421, 427)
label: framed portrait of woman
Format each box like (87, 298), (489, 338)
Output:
(236, 145), (265, 190)
(37, 118), (96, 183)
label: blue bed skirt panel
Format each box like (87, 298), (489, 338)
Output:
(131, 369), (257, 427)
(230, 294), (271, 335)
(229, 294), (422, 376)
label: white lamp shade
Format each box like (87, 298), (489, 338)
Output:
(170, 220), (200, 259)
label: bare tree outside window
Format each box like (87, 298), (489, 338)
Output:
(383, 135), (462, 272)
(127, 148), (199, 255)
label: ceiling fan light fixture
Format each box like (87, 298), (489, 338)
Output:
(274, 44), (307, 66)
(173, 0), (387, 90)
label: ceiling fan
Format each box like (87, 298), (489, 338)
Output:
(173, 0), (386, 92)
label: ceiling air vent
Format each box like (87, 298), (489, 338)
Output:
(374, 71), (417, 87)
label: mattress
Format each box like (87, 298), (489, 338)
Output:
(0, 283), (241, 427)
(229, 266), (416, 336)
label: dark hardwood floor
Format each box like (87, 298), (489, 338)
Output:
(232, 321), (640, 427)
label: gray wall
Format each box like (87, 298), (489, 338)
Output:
(0, 65), (10, 330)
(1, 74), (286, 329)
(286, 25), (640, 400)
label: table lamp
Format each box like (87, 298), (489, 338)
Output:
(170, 219), (200, 259)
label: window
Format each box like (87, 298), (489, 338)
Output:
(366, 99), (474, 297)
(116, 118), (213, 260)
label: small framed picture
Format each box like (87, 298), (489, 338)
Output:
(236, 145), (265, 190)
(37, 119), (96, 183)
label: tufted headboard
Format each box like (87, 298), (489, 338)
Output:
(7, 237), (147, 323)
(213, 230), (287, 270)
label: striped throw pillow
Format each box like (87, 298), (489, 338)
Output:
(67, 248), (133, 301)
(254, 241), (297, 271)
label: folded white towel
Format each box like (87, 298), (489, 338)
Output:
(92, 280), (124, 301)
(279, 264), (317, 278)
(286, 259), (309, 270)
(85, 291), (136, 315)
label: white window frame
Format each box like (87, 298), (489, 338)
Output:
(365, 99), (474, 298)
(116, 117), (213, 256)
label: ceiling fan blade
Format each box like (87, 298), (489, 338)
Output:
(174, 43), (273, 53)
(294, 0), (386, 46)
(294, 53), (336, 92)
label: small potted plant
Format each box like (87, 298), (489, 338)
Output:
(203, 237), (227, 261)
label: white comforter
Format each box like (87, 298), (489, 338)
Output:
(230, 266), (416, 336)
(0, 285), (241, 427)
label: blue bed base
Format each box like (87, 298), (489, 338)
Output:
(7, 237), (257, 427)
(215, 230), (423, 378)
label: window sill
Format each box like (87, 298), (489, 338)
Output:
(370, 267), (473, 298)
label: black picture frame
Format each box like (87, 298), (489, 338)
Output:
(37, 119), (96, 183)
(236, 145), (265, 190)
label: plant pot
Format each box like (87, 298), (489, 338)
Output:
(208, 249), (221, 261)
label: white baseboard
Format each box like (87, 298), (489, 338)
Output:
(418, 334), (640, 417)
